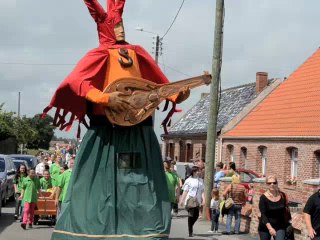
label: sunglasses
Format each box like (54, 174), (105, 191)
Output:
(267, 181), (278, 185)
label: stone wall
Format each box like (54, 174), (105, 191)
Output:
(219, 177), (320, 239)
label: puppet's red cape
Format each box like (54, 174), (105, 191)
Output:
(42, 45), (170, 135)
(42, 0), (178, 137)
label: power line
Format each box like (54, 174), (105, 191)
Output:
(0, 61), (191, 77)
(0, 62), (74, 66)
(158, 62), (191, 77)
(161, 0), (185, 39)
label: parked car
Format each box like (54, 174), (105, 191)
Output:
(175, 162), (195, 181)
(10, 154), (38, 169)
(0, 181), (2, 216)
(13, 159), (30, 171)
(236, 169), (262, 190)
(0, 154), (16, 206)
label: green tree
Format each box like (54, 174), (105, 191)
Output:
(27, 114), (54, 150)
(13, 116), (38, 146)
(0, 103), (15, 140)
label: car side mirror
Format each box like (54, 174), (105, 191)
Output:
(7, 169), (14, 175)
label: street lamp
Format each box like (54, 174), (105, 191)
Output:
(136, 27), (162, 65)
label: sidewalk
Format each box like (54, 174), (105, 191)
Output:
(169, 210), (259, 240)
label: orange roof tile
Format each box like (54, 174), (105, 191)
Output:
(225, 48), (320, 137)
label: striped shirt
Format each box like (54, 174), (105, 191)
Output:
(229, 184), (246, 205)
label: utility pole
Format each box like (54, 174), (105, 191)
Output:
(155, 35), (160, 64)
(152, 35), (162, 126)
(18, 91), (23, 154)
(204, 0), (225, 218)
(18, 91), (21, 118)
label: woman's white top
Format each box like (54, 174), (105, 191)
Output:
(183, 177), (204, 205)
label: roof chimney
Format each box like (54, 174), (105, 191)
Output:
(256, 72), (268, 94)
(201, 93), (210, 99)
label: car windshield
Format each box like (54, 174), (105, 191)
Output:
(0, 159), (5, 172)
(11, 156), (33, 167)
(240, 172), (253, 183)
(13, 161), (22, 170)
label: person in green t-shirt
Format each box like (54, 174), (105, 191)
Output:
(19, 169), (41, 229)
(13, 164), (27, 220)
(164, 160), (181, 217)
(50, 157), (61, 187)
(40, 170), (53, 191)
(225, 162), (236, 177)
(55, 159), (74, 217)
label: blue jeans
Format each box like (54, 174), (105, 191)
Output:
(259, 229), (285, 240)
(226, 204), (242, 233)
(211, 208), (220, 231)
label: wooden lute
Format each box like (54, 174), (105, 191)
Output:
(103, 73), (211, 126)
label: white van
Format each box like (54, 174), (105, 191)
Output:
(175, 162), (195, 180)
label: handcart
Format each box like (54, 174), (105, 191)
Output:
(34, 191), (57, 226)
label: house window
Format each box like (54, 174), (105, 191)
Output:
(290, 148), (298, 178)
(318, 156), (320, 178)
(315, 151), (320, 178)
(186, 143), (193, 162)
(240, 147), (247, 169)
(259, 147), (267, 176)
(227, 145), (234, 163)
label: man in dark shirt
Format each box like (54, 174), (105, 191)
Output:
(303, 190), (320, 240)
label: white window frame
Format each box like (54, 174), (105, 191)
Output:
(261, 147), (267, 176)
(241, 148), (248, 169)
(291, 149), (298, 178)
(229, 146), (234, 162)
(319, 157), (320, 178)
(316, 152), (320, 178)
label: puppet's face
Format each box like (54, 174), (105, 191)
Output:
(114, 21), (125, 42)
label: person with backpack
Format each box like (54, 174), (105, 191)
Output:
(179, 166), (204, 237)
(222, 174), (247, 235)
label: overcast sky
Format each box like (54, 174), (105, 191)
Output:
(0, 0), (320, 140)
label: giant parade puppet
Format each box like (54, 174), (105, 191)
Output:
(42, 0), (210, 239)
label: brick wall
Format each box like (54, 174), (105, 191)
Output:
(221, 139), (320, 201)
(162, 136), (207, 162)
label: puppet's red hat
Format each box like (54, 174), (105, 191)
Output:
(107, 0), (125, 25)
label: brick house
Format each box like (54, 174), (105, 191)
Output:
(161, 73), (281, 163)
(221, 48), (320, 198)
(220, 48), (320, 239)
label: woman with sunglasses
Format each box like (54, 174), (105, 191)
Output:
(258, 175), (293, 240)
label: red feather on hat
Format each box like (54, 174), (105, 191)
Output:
(107, 0), (125, 25)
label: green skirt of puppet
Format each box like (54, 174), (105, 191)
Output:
(51, 122), (171, 240)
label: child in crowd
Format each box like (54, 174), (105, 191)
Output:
(247, 183), (254, 204)
(40, 170), (53, 191)
(19, 168), (40, 230)
(209, 188), (221, 234)
(13, 164), (27, 220)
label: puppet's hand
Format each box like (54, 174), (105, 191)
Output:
(175, 88), (190, 104)
(106, 91), (131, 113)
(86, 88), (110, 106)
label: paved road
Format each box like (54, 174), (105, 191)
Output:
(0, 203), (257, 240)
